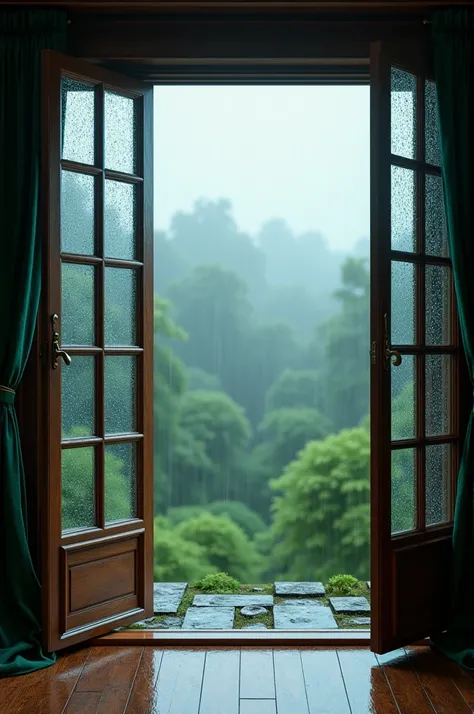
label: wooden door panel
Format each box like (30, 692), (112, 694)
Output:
(41, 50), (153, 652)
(370, 41), (467, 653)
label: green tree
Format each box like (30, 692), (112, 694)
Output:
(308, 257), (370, 430)
(175, 389), (252, 504)
(258, 407), (333, 473)
(176, 513), (261, 582)
(166, 500), (266, 539)
(153, 516), (214, 582)
(270, 428), (370, 581)
(265, 369), (323, 412)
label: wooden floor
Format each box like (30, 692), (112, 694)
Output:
(2, 645), (474, 713)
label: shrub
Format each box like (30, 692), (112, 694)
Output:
(195, 572), (240, 593)
(326, 574), (360, 596)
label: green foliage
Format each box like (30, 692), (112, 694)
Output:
(270, 428), (370, 581)
(176, 513), (261, 582)
(258, 407), (332, 471)
(326, 574), (360, 596)
(195, 572), (240, 593)
(265, 369), (322, 412)
(206, 501), (266, 539)
(153, 516), (214, 582)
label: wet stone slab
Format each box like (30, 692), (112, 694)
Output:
(183, 606), (234, 629)
(193, 594), (273, 608)
(329, 596), (371, 614)
(282, 599), (326, 607)
(274, 602), (338, 629)
(347, 617), (371, 626)
(153, 582), (187, 614)
(242, 623), (268, 630)
(275, 581), (326, 597)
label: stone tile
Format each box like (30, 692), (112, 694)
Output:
(275, 581), (326, 597)
(240, 606), (268, 617)
(282, 599), (326, 607)
(153, 616), (184, 630)
(329, 596), (370, 614)
(274, 603), (338, 629)
(347, 617), (371, 626)
(182, 606), (234, 629)
(153, 582), (187, 614)
(193, 594), (273, 608)
(242, 623), (268, 630)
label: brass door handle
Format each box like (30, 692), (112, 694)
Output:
(385, 348), (402, 367)
(383, 313), (402, 370)
(52, 314), (72, 369)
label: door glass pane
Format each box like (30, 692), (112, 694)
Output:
(391, 67), (417, 159)
(391, 261), (416, 345)
(62, 447), (95, 532)
(425, 173), (448, 258)
(426, 265), (451, 345)
(426, 354), (451, 436)
(391, 448), (416, 535)
(105, 442), (137, 523)
(104, 180), (137, 260)
(104, 268), (137, 346)
(391, 165), (416, 252)
(425, 80), (441, 167)
(62, 357), (95, 438)
(61, 170), (95, 255)
(105, 91), (137, 174)
(426, 444), (451, 526)
(391, 355), (415, 440)
(62, 263), (95, 345)
(61, 77), (95, 165)
(104, 356), (137, 434)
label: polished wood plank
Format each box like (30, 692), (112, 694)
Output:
(273, 650), (309, 714)
(240, 650), (275, 700)
(64, 692), (102, 713)
(433, 650), (474, 710)
(125, 649), (164, 714)
(199, 650), (240, 714)
(75, 646), (141, 695)
(338, 649), (400, 714)
(153, 650), (206, 714)
(96, 648), (142, 713)
(301, 649), (351, 714)
(240, 701), (277, 714)
(405, 647), (471, 714)
(376, 649), (435, 714)
(0, 647), (90, 714)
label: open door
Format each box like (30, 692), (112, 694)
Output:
(370, 41), (469, 653)
(41, 51), (153, 652)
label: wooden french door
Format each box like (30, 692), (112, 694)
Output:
(370, 41), (470, 654)
(41, 51), (153, 652)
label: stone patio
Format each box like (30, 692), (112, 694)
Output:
(141, 581), (371, 631)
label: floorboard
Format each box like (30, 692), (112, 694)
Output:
(199, 650), (240, 714)
(405, 647), (472, 714)
(240, 650), (275, 700)
(338, 648), (400, 714)
(152, 649), (206, 714)
(240, 701), (277, 714)
(2, 644), (474, 714)
(273, 650), (309, 714)
(301, 649), (351, 714)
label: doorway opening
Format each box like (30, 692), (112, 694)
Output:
(138, 84), (371, 631)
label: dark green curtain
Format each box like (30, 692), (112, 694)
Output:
(0, 10), (66, 677)
(432, 9), (474, 669)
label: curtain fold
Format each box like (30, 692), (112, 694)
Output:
(0, 10), (66, 677)
(432, 8), (474, 669)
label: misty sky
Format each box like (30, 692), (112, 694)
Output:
(153, 85), (370, 252)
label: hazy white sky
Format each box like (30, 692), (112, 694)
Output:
(153, 85), (370, 252)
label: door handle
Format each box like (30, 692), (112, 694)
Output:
(52, 313), (72, 369)
(384, 313), (402, 370)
